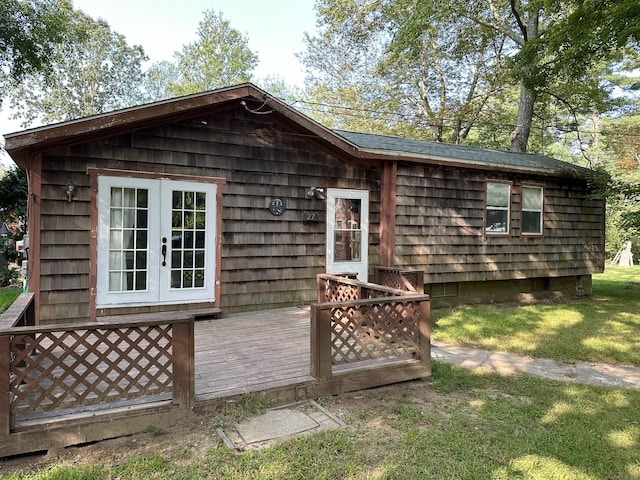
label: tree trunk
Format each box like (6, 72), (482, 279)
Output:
(510, 7), (540, 153)
(510, 81), (535, 152)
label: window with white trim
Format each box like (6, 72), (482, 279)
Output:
(485, 182), (510, 234)
(522, 186), (543, 235)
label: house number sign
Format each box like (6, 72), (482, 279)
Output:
(269, 198), (286, 216)
(303, 210), (320, 222)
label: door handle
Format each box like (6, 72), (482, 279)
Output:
(161, 237), (167, 266)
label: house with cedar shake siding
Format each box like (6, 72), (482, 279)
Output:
(4, 83), (605, 324)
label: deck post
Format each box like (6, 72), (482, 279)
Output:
(418, 299), (431, 373)
(172, 319), (195, 408)
(316, 275), (327, 303)
(412, 270), (425, 294)
(0, 335), (11, 435)
(310, 304), (332, 380)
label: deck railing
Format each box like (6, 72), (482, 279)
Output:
(311, 273), (430, 383)
(0, 316), (194, 435)
(0, 292), (36, 329)
(374, 266), (425, 293)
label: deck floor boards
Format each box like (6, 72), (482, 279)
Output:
(194, 306), (313, 401)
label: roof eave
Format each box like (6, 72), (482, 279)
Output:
(5, 83), (363, 166)
(5, 84), (257, 154)
(356, 148), (589, 178)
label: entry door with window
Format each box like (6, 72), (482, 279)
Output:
(96, 175), (218, 307)
(326, 188), (369, 281)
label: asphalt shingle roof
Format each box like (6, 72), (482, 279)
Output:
(335, 130), (593, 178)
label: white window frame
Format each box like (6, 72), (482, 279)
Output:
(522, 185), (544, 235)
(326, 188), (369, 281)
(485, 182), (511, 235)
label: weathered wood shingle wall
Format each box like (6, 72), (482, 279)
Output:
(394, 162), (604, 284)
(38, 107), (380, 323)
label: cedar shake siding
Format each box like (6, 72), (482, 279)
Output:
(394, 162), (604, 306)
(34, 106), (380, 323)
(5, 83), (605, 324)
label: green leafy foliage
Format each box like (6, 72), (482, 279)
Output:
(0, 167), (27, 225)
(143, 60), (179, 102)
(299, 0), (511, 143)
(145, 9), (258, 100)
(0, 0), (74, 104)
(7, 8), (148, 127)
(172, 9), (257, 95)
(301, 0), (640, 153)
(0, 167), (27, 270)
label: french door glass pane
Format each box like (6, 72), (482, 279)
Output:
(108, 187), (148, 292)
(170, 189), (207, 290)
(98, 176), (217, 308)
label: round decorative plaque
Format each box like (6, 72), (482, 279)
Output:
(269, 198), (286, 216)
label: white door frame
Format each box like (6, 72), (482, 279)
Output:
(326, 188), (369, 281)
(159, 179), (217, 303)
(96, 175), (217, 308)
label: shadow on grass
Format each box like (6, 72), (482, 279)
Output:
(383, 363), (640, 479)
(432, 268), (640, 366)
(24, 364), (638, 479)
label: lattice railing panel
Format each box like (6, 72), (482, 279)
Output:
(378, 270), (405, 291)
(330, 301), (420, 365)
(324, 280), (360, 303)
(362, 287), (395, 299)
(376, 268), (422, 293)
(9, 325), (173, 414)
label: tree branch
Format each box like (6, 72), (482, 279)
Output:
(538, 87), (598, 167)
(461, 1), (524, 47)
(509, 0), (528, 41)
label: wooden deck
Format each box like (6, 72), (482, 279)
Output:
(194, 306), (313, 401)
(1, 277), (430, 457)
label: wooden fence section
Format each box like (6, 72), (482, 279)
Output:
(0, 316), (194, 437)
(310, 273), (430, 394)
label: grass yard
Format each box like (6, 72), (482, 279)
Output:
(432, 266), (640, 366)
(2, 364), (639, 479)
(0, 288), (21, 314)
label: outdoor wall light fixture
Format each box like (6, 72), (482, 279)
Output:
(66, 180), (76, 202)
(306, 187), (325, 200)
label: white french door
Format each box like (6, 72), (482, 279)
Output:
(96, 176), (217, 307)
(326, 188), (369, 281)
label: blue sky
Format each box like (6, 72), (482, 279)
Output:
(1, 0), (318, 148)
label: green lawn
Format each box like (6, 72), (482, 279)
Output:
(3, 364), (640, 479)
(432, 266), (640, 366)
(0, 288), (21, 314)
